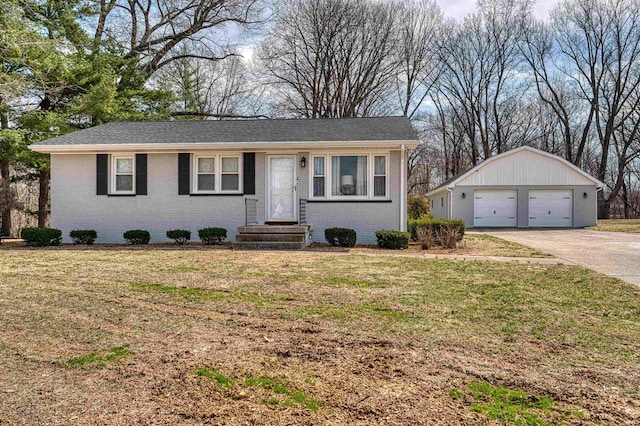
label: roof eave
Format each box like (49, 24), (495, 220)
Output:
(29, 139), (420, 153)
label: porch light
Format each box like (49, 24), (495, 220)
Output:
(300, 156), (306, 168)
(461, 192), (466, 199)
(583, 192), (588, 199)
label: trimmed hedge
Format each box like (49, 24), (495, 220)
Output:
(69, 229), (97, 245)
(408, 217), (428, 241)
(123, 229), (151, 245)
(21, 227), (62, 247)
(375, 230), (410, 250)
(166, 229), (191, 245)
(198, 227), (227, 245)
(324, 227), (357, 247)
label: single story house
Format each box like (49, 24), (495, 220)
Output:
(30, 117), (419, 246)
(426, 146), (604, 228)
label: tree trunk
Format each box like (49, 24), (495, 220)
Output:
(38, 169), (50, 227)
(597, 190), (610, 220)
(0, 160), (11, 237)
(0, 105), (11, 236)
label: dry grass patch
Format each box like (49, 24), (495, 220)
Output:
(588, 219), (640, 233)
(0, 249), (638, 424)
(308, 233), (552, 258)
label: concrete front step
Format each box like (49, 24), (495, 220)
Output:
(236, 233), (306, 242)
(232, 241), (306, 250)
(237, 225), (312, 234)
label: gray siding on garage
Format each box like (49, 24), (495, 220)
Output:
(427, 189), (449, 220)
(448, 185), (597, 228)
(51, 153), (267, 243)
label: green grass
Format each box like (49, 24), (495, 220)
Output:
(68, 345), (130, 367)
(461, 382), (555, 425)
(195, 367), (235, 388)
(245, 376), (322, 411)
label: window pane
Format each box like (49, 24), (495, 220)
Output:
(331, 156), (367, 196)
(313, 176), (325, 197)
(198, 157), (215, 173)
(221, 174), (239, 191)
(116, 158), (133, 173)
(198, 174), (215, 191)
(116, 175), (133, 191)
(374, 156), (386, 175)
(222, 157), (238, 173)
(374, 176), (386, 197)
(314, 157), (325, 175)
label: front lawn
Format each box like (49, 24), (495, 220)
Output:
(0, 249), (638, 424)
(588, 219), (640, 233)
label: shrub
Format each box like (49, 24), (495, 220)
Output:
(21, 227), (62, 247)
(375, 230), (410, 250)
(408, 196), (429, 220)
(324, 227), (357, 247)
(416, 226), (435, 249)
(408, 217), (428, 241)
(198, 227), (227, 245)
(69, 229), (97, 245)
(415, 219), (466, 249)
(123, 229), (151, 245)
(166, 229), (191, 245)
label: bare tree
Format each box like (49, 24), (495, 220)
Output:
(394, 0), (447, 119)
(260, 0), (398, 118)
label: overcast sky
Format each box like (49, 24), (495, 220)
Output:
(435, 0), (558, 20)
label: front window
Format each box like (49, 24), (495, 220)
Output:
(192, 154), (241, 194)
(331, 155), (368, 196)
(197, 157), (215, 191)
(221, 157), (239, 191)
(311, 153), (388, 199)
(313, 157), (325, 197)
(112, 156), (135, 194)
(373, 155), (386, 197)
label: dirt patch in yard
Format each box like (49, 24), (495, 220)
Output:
(0, 250), (637, 424)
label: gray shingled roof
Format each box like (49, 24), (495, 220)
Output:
(32, 117), (417, 146)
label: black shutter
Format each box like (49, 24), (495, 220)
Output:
(96, 154), (108, 195)
(243, 152), (255, 195)
(136, 154), (147, 195)
(178, 153), (190, 195)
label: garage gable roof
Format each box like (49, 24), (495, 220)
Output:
(426, 146), (604, 196)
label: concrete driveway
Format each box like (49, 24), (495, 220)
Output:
(477, 229), (640, 286)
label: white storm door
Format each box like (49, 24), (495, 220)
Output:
(474, 190), (518, 227)
(528, 190), (572, 227)
(268, 155), (297, 221)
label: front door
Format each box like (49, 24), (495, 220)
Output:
(267, 155), (297, 221)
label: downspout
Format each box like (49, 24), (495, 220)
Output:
(400, 144), (406, 231)
(446, 187), (454, 219)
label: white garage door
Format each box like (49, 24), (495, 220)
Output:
(528, 190), (572, 227)
(474, 190), (517, 227)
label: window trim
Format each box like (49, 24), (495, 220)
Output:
(309, 152), (390, 201)
(110, 154), (135, 195)
(191, 153), (243, 194)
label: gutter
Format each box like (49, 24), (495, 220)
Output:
(29, 139), (421, 154)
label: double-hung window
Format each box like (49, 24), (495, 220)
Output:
(313, 157), (326, 197)
(112, 155), (135, 194)
(193, 154), (241, 194)
(311, 153), (388, 200)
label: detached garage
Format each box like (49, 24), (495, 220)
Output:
(427, 146), (604, 228)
